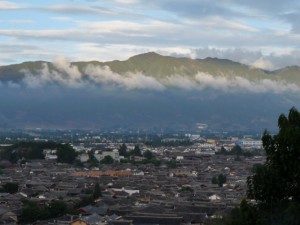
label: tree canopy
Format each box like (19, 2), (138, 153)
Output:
(100, 155), (114, 164)
(248, 107), (300, 205)
(56, 144), (77, 164)
(130, 145), (142, 156)
(224, 107), (300, 225)
(212, 174), (227, 187)
(119, 143), (128, 157)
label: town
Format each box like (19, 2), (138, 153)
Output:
(0, 129), (265, 225)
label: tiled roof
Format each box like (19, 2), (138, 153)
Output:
(71, 170), (133, 177)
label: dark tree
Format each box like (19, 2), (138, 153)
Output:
(56, 144), (77, 164)
(224, 107), (300, 225)
(47, 200), (68, 218)
(93, 182), (102, 199)
(119, 144), (128, 157)
(220, 146), (227, 154)
(130, 145), (142, 156)
(20, 201), (42, 223)
(167, 159), (177, 168)
(143, 150), (153, 160)
(100, 155), (114, 164)
(1, 182), (19, 194)
(248, 107), (300, 205)
(212, 174), (227, 187)
(231, 145), (242, 156)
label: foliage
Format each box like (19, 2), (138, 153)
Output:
(248, 107), (300, 205)
(74, 196), (94, 208)
(100, 155), (114, 164)
(88, 156), (99, 167)
(93, 182), (102, 199)
(0, 141), (78, 164)
(56, 144), (77, 164)
(0, 141), (57, 163)
(143, 150), (154, 160)
(219, 146), (227, 154)
(119, 143), (128, 157)
(149, 158), (161, 166)
(48, 200), (68, 218)
(1, 182), (19, 194)
(129, 145), (142, 156)
(180, 185), (193, 192)
(225, 107), (300, 225)
(20, 201), (44, 223)
(20, 200), (68, 223)
(216, 144), (264, 157)
(212, 174), (227, 187)
(167, 159), (177, 168)
(231, 145), (242, 156)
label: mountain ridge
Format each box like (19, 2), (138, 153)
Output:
(0, 52), (299, 85)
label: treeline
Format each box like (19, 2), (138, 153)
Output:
(0, 141), (77, 164)
(118, 144), (161, 166)
(215, 145), (264, 157)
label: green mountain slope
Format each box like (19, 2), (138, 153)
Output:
(0, 52), (299, 85)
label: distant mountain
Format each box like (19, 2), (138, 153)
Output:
(0, 52), (299, 132)
(0, 52), (299, 84)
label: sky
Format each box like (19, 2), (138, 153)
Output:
(1, 0), (300, 69)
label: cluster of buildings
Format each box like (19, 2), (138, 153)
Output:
(0, 145), (265, 225)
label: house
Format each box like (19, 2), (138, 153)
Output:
(78, 154), (90, 163)
(111, 188), (139, 196)
(0, 206), (18, 224)
(78, 205), (108, 216)
(70, 213), (106, 225)
(94, 151), (120, 162)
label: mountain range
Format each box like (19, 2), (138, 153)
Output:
(0, 52), (299, 132)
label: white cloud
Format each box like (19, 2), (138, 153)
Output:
(252, 57), (274, 70)
(165, 72), (300, 93)
(50, 17), (72, 21)
(0, 1), (22, 9)
(185, 16), (258, 32)
(84, 64), (165, 91)
(0, 19), (34, 24)
(22, 57), (85, 88)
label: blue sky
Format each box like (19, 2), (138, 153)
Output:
(1, 0), (300, 69)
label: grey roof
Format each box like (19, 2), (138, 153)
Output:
(82, 213), (104, 224)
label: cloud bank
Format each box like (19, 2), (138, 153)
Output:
(20, 57), (300, 94)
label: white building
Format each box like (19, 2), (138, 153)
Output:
(94, 150), (120, 162)
(78, 153), (90, 162)
(236, 139), (263, 148)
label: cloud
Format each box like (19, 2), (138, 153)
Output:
(0, 19), (34, 24)
(84, 64), (165, 90)
(165, 72), (300, 94)
(41, 5), (114, 16)
(190, 47), (300, 70)
(252, 57), (274, 70)
(22, 57), (85, 88)
(0, 1), (22, 9)
(184, 16), (258, 32)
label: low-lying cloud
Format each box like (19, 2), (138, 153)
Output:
(165, 73), (300, 93)
(20, 57), (300, 94)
